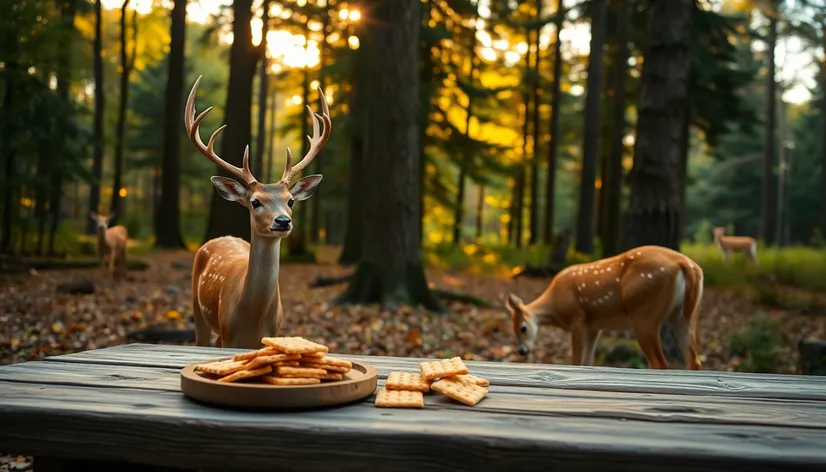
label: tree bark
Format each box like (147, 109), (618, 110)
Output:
(155, 0), (187, 249)
(287, 52), (312, 257)
(528, 0), (543, 246)
(0, 60), (17, 254)
(110, 0), (137, 225)
(514, 168), (525, 247)
(253, 0), (270, 179)
(677, 107), (690, 242)
(264, 79), (277, 183)
(86, 0), (105, 235)
(762, 3), (778, 246)
(453, 33), (477, 246)
(476, 183), (484, 241)
(336, 0), (442, 311)
(203, 0), (261, 243)
(310, 12), (329, 244)
(543, 0), (564, 245)
(619, 0), (692, 252)
(574, 0), (606, 255)
(603, 0), (629, 257)
(821, 28), (826, 238)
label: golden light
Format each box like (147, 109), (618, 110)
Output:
(348, 9), (361, 21)
(308, 20), (323, 32)
(476, 30), (492, 48)
(339, 8), (349, 20)
(291, 95), (301, 105)
(504, 51), (520, 66)
(271, 63), (283, 73)
(327, 32), (341, 44)
(119, 187), (128, 198)
(594, 178), (602, 190)
(296, 0), (306, 6)
(348, 35), (360, 49)
(480, 47), (497, 61)
(623, 134), (636, 147)
(310, 79), (320, 89)
(516, 42), (528, 55)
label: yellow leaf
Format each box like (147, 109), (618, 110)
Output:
(51, 321), (64, 333)
(10, 338), (20, 349)
(133, 311), (144, 321)
(165, 310), (181, 320)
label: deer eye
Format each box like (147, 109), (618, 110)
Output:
(520, 325), (527, 333)
(250, 199), (262, 209)
(288, 198), (295, 208)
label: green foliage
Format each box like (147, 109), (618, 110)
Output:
(728, 314), (783, 373)
(693, 219), (712, 245)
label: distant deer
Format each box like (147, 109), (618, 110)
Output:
(506, 245), (704, 370)
(184, 76), (331, 348)
(89, 212), (128, 278)
(712, 226), (758, 264)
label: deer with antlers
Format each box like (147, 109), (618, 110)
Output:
(713, 226), (758, 264)
(184, 76), (331, 348)
(90, 212), (128, 278)
(506, 245), (704, 370)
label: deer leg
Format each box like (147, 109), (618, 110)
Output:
(581, 329), (602, 366)
(669, 306), (701, 371)
(721, 249), (730, 264)
(570, 329), (584, 366)
(748, 244), (758, 264)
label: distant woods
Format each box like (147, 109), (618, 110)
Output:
(1, 0), (826, 272)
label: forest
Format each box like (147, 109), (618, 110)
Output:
(1, 0), (826, 380)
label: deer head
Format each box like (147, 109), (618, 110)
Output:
(505, 293), (538, 356)
(712, 226), (726, 238)
(184, 75), (331, 239)
(90, 211), (115, 230)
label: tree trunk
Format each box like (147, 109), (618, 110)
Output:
(528, 0), (543, 246)
(476, 184), (484, 241)
(453, 35), (477, 246)
(619, 0), (691, 252)
(821, 28), (826, 237)
(287, 55), (312, 257)
(677, 107), (690, 242)
(544, 0), (564, 245)
(574, 0), (606, 255)
(336, 0), (442, 312)
(514, 169), (526, 247)
(310, 13), (329, 244)
(418, 0), (434, 243)
(86, 0), (105, 235)
(265, 81), (277, 183)
(203, 0), (261, 243)
(603, 0), (629, 257)
(762, 3), (778, 246)
(253, 0), (270, 178)
(155, 0), (187, 248)
(507, 178), (516, 243)
(110, 0), (136, 224)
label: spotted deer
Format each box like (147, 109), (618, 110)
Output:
(184, 76), (331, 348)
(713, 226), (758, 264)
(89, 212), (128, 278)
(506, 245), (704, 370)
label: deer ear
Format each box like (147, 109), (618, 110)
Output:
(290, 174), (323, 201)
(210, 176), (247, 203)
(506, 293), (524, 312)
(89, 211), (98, 220)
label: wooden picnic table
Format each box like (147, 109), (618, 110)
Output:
(1, 343), (826, 472)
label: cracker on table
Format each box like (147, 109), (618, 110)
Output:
(374, 388), (424, 409)
(194, 359), (248, 376)
(243, 354), (301, 370)
(274, 365), (328, 377)
(232, 347), (280, 361)
(281, 372), (343, 381)
(385, 371), (430, 393)
(261, 336), (329, 354)
(217, 365), (272, 383)
(301, 363), (350, 374)
(419, 357), (469, 381)
(262, 376), (321, 386)
(299, 355), (353, 369)
(430, 376), (488, 406)
(456, 373), (490, 387)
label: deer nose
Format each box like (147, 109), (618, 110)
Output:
(518, 345), (529, 356)
(274, 216), (291, 228)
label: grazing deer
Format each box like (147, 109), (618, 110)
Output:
(184, 76), (331, 349)
(505, 245), (704, 370)
(713, 226), (758, 264)
(89, 212), (128, 278)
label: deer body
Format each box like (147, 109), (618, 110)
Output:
(185, 76), (331, 348)
(506, 245), (704, 370)
(91, 212), (128, 277)
(713, 226), (757, 263)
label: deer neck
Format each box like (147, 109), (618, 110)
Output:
(526, 291), (568, 331)
(239, 232), (282, 324)
(96, 227), (108, 249)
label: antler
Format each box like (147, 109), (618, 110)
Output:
(281, 86), (331, 183)
(185, 76), (256, 186)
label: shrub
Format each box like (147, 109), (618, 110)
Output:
(728, 314), (783, 373)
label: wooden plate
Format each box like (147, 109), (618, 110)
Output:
(180, 358), (378, 410)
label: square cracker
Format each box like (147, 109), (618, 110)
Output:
(262, 376), (321, 386)
(299, 355), (353, 369)
(430, 376), (488, 406)
(194, 359), (248, 376)
(456, 373), (490, 387)
(374, 388), (424, 409)
(243, 354), (301, 370)
(261, 336), (329, 354)
(419, 356), (469, 381)
(302, 363), (350, 374)
(217, 365), (272, 383)
(281, 372), (343, 381)
(385, 371), (430, 393)
(275, 366), (328, 377)
(232, 347), (280, 361)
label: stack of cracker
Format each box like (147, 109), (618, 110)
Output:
(375, 356), (489, 409)
(193, 336), (352, 385)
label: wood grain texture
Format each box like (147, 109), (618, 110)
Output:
(3, 360), (826, 430)
(1, 382), (825, 471)
(44, 343), (826, 401)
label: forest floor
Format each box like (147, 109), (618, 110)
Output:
(2, 249), (825, 373)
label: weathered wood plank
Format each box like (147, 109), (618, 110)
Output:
(3, 361), (826, 430)
(43, 343), (826, 401)
(0, 382), (824, 471)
